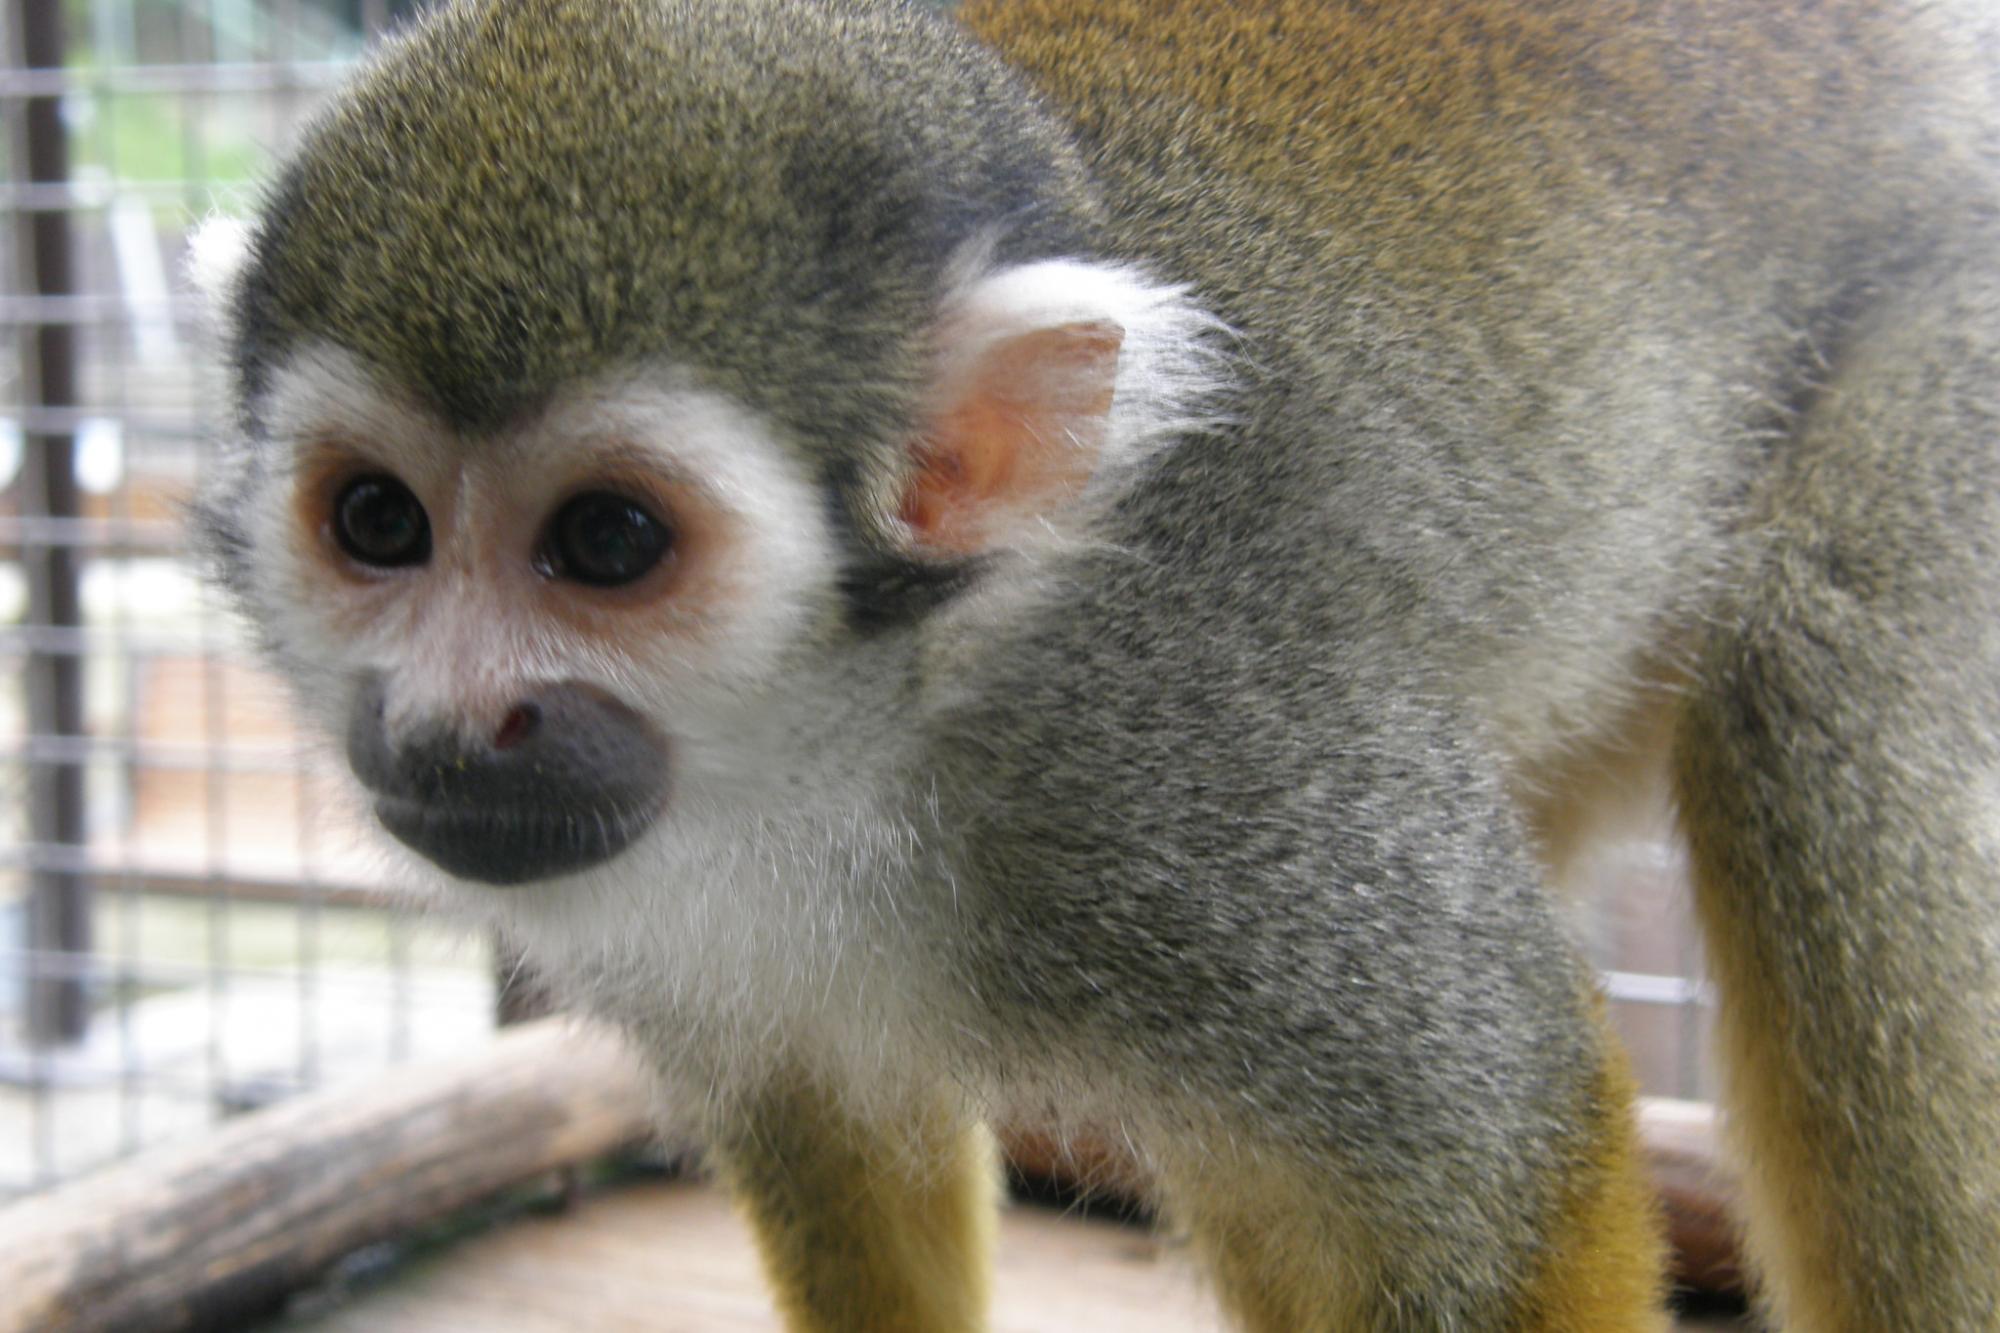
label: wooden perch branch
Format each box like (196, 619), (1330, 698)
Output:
(0, 1012), (1740, 1333)
(0, 1018), (656, 1333)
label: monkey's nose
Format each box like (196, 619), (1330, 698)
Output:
(492, 702), (541, 750)
(344, 676), (670, 885)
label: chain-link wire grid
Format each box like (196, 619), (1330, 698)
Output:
(0, 0), (493, 1203)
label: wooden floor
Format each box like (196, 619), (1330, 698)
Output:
(279, 1178), (1747, 1332)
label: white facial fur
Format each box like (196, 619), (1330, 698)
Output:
(228, 343), (945, 1100)
(185, 215), (255, 325)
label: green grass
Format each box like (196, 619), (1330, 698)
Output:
(68, 93), (268, 196)
(55, 0), (366, 212)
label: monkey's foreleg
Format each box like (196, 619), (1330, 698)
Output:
(710, 1079), (999, 1333)
(1677, 259), (2000, 1331)
(1162, 1008), (1664, 1333)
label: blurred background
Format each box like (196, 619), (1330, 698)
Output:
(0, 0), (493, 1203)
(0, 0), (1713, 1205)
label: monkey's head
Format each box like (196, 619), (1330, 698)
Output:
(193, 0), (1220, 909)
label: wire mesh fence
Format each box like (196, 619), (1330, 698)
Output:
(0, 0), (494, 1203)
(0, 0), (1712, 1204)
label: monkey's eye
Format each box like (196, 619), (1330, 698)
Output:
(333, 474), (431, 568)
(538, 491), (674, 588)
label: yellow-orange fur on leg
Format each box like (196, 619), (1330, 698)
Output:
(714, 1082), (998, 1333)
(1172, 1157), (1376, 1332)
(1513, 1036), (1669, 1333)
(1166, 1026), (1665, 1333)
(1670, 264), (2000, 1331)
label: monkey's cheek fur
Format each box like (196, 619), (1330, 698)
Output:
(370, 794), (662, 886)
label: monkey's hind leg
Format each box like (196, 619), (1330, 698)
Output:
(1677, 259), (2000, 1331)
(711, 1079), (998, 1333)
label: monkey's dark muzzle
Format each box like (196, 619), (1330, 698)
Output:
(345, 677), (669, 886)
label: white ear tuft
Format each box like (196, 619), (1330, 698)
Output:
(897, 257), (1232, 556)
(185, 215), (255, 322)
(942, 258), (1232, 474)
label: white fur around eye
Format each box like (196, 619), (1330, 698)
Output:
(530, 375), (836, 689)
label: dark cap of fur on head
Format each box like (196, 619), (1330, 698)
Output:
(230, 0), (1103, 481)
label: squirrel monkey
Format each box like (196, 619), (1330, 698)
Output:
(193, 0), (2000, 1327)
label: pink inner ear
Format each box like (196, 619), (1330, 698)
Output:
(899, 320), (1124, 554)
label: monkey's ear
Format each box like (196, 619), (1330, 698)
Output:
(185, 215), (255, 325)
(898, 314), (1123, 554)
(894, 258), (1226, 557)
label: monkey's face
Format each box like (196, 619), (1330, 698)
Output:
(195, 247), (1222, 1063)
(188, 0), (1225, 1052)
(197, 253), (1220, 1073)
(201, 246), (1223, 897)
(235, 345), (846, 891)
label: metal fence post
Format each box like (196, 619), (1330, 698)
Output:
(12, 0), (89, 1046)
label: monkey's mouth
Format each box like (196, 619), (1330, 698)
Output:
(371, 795), (662, 886)
(344, 677), (673, 888)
